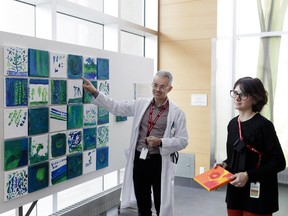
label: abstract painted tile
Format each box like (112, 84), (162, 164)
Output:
(4, 137), (28, 171)
(29, 134), (49, 164)
(29, 79), (49, 106)
(67, 153), (83, 179)
(50, 156), (67, 185)
(28, 162), (49, 193)
(83, 56), (97, 80)
(50, 132), (66, 158)
(50, 105), (67, 132)
(28, 107), (49, 135)
(67, 129), (83, 154)
(83, 149), (96, 175)
(4, 108), (28, 139)
(97, 58), (109, 80)
(4, 167), (28, 201)
(83, 127), (97, 151)
(67, 79), (83, 104)
(50, 79), (67, 105)
(67, 54), (83, 79)
(83, 80), (97, 103)
(4, 46), (28, 76)
(96, 146), (109, 170)
(97, 125), (109, 148)
(67, 105), (83, 129)
(83, 104), (97, 127)
(97, 106), (109, 125)
(116, 116), (128, 122)
(28, 48), (49, 77)
(5, 77), (28, 106)
(98, 80), (109, 96)
(50, 52), (67, 78)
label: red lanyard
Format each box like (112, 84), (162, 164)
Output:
(237, 117), (262, 169)
(146, 100), (169, 137)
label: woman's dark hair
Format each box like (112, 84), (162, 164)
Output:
(233, 77), (268, 112)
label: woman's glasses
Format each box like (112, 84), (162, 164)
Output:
(230, 90), (249, 100)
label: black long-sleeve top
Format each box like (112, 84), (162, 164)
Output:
(224, 113), (286, 214)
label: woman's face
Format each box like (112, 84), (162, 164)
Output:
(232, 85), (254, 112)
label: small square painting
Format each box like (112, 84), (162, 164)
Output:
(28, 48), (49, 77)
(67, 54), (83, 79)
(97, 58), (109, 80)
(97, 125), (109, 148)
(83, 149), (96, 175)
(28, 107), (49, 135)
(67, 105), (83, 129)
(5, 77), (28, 107)
(4, 167), (28, 201)
(29, 79), (49, 106)
(50, 105), (67, 132)
(50, 52), (67, 78)
(96, 146), (109, 170)
(83, 56), (97, 80)
(50, 79), (67, 105)
(50, 156), (67, 185)
(4, 46), (28, 76)
(4, 108), (28, 139)
(67, 129), (83, 154)
(67, 153), (83, 179)
(50, 132), (67, 158)
(28, 162), (49, 193)
(29, 134), (49, 164)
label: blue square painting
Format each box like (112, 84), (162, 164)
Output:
(97, 58), (109, 80)
(67, 105), (83, 129)
(67, 54), (83, 79)
(96, 146), (109, 170)
(28, 48), (49, 77)
(28, 162), (49, 193)
(67, 129), (83, 154)
(50, 132), (67, 158)
(83, 56), (97, 80)
(5, 78), (28, 107)
(50, 79), (67, 105)
(4, 137), (28, 171)
(28, 107), (49, 135)
(83, 127), (96, 150)
(67, 153), (83, 179)
(4, 46), (28, 76)
(98, 106), (109, 125)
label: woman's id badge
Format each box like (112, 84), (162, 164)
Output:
(250, 182), (260, 198)
(140, 147), (148, 160)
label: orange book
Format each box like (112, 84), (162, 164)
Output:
(193, 166), (233, 191)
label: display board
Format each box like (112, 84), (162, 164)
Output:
(0, 31), (153, 213)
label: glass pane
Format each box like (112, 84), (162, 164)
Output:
(120, 31), (144, 57)
(145, 0), (158, 30)
(0, 209), (15, 216)
(237, 0), (260, 34)
(37, 195), (53, 215)
(104, 171), (118, 190)
(57, 177), (103, 210)
(66, 0), (103, 12)
(0, 0), (35, 37)
(236, 36), (288, 165)
(121, 0), (144, 25)
(236, 37), (259, 79)
(57, 13), (103, 49)
(104, 0), (118, 17)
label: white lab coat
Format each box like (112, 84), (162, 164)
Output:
(91, 92), (189, 216)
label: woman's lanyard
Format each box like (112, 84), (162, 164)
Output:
(146, 100), (169, 137)
(238, 116), (262, 169)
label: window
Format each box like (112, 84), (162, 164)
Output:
(120, 31), (144, 56)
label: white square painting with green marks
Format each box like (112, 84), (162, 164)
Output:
(29, 79), (49, 106)
(67, 79), (83, 104)
(4, 46), (28, 76)
(4, 108), (28, 139)
(50, 105), (67, 132)
(29, 134), (49, 165)
(83, 104), (97, 127)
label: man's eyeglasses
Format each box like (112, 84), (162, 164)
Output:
(152, 83), (169, 92)
(230, 90), (249, 100)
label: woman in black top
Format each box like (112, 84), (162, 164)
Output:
(215, 77), (286, 216)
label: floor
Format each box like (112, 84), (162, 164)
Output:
(107, 178), (288, 216)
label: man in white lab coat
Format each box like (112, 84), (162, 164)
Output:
(82, 71), (188, 216)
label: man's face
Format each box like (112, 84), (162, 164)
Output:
(151, 75), (172, 101)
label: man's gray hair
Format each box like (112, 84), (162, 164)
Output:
(155, 71), (173, 85)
